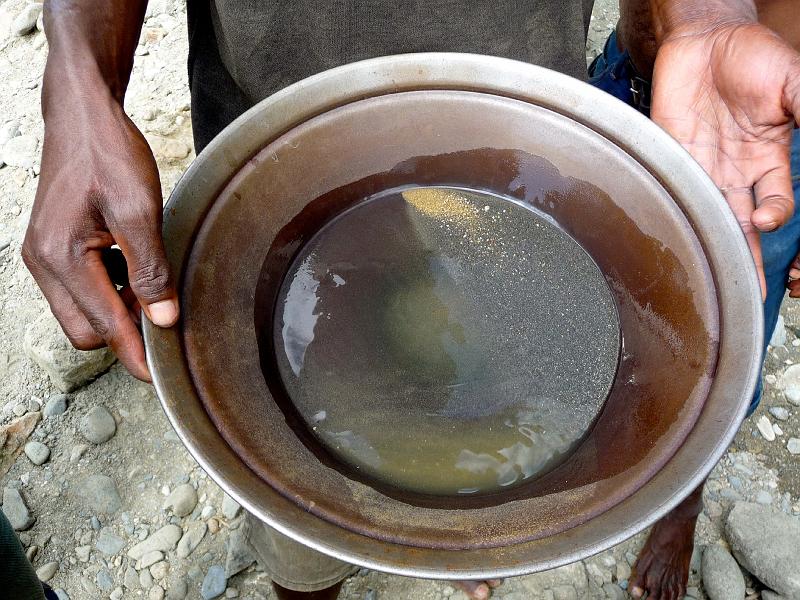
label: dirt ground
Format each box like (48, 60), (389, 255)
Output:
(1, 1), (799, 599)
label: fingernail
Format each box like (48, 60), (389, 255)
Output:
(148, 299), (179, 327)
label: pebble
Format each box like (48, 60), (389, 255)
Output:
(207, 517), (220, 534)
(70, 444), (89, 462)
(221, 494), (241, 520)
(43, 394), (68, 418)
(77, 474), (121, 514)
(96, 526), (125, 555)
(788, 438), (800, 455)
(225, 525), (255, 577)
(780, 364), (800, 406)
(773, 424), (784, 436)
(75, 545), (90, 562)
(0, 120), (20, 145)
(149, 586), (166, 600)
(2, 486), (34, 530)
(756, 490), (773, 505)
(201, 505), (216, 520)
(35, 561), (58, 582)
(769, 406), (789, 421)
(11, 4), (42, 36)
(54, 589), (70, 600)
(24, 440), (50, 465)
(166, 575), (188, 600)
(25, 545), (38, 561)
(128, 524), (182, 560)
(13, 403), (27, 416)
(97, 568), (114, 591)
(110, 588), (124, 600)
(1, 133), (37, 169)
(201, 565), (227, 600)
(23, 311), (116, 392)
(80, 405), (116, 444)
(163, 483), (197, 517)
(601, 583), (625, 600)
(701, 545), (745, 600)
(761, 592), (787, 600)
(177, 521), (207, 558)
(148, 135), (191, 160)
(726, 502), (800, 598)
(124, 566), (139, 590)
(150, 560), (169, 581)
(756, 415), (776, 441)
(140, 569), (154, 589)
(140, 550), (164, 569)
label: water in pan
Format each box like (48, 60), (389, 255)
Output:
(273, 186), (620, 496)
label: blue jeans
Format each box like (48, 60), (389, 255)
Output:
(590, 31), (800, 414)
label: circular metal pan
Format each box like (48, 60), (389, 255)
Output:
(144, 53), (762, 579)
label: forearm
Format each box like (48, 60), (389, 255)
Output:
(42, 0), (147, 117)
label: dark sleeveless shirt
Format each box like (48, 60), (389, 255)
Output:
(186, 1), (594, 151)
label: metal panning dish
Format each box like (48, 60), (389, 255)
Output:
(144, 53), (762, 579)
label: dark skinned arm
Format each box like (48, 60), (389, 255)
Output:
(646, 0), (800, 297)
(22, 0), (179, 382)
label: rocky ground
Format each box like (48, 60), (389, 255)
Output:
(1, 1), (799, 599)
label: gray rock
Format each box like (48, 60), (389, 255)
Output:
(762, 591), (788, 600)
(163, 484), (197, 517)
(201, 505), (216, 520)
(77, 474), (121, 514)
(43, 394), (68, 418)
(0, 121), (20, 146)
(110, 588), (124, 600)
(124, 566), (139, 590)
(788, 438), (800, 455)
(1, 134), (38, 169)
(552, 585), (578, 600)
(2, 487), (34, 530)
(54, 589), (70, 600)
(81, 405), (116, 444)
(75, 545), (90, 562)
(780, 365), (800, 406)
(150, 560), (169, 581)
(149, 585), (166, 600)
(140, 550), (164, 569)
(221, 494), (241, 520)
(201, 565), (227, 600)
(601, 583), (625, 600)
(11, 4), (42, 36)
(35, 561), (58, 582)
(769, 406), (790, 421)
(726, 502), (800, 598)
(756, 490), (774, 505)
(95, 526), (125, 555)
(140, 570), (154, 589)
(128, 525), (183, 560)
(701, 545), (745, 600)
(177, 521), (206, 558)
(224, 525), (255, 577)
(97, 568), (114, 591)
(166, 575), (188, 600)
(24, 311), (116, 392)
(70, 444), (89, 462)
(24, 441), (50, 465)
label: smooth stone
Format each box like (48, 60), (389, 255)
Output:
(221, 494), (241, 520)
(761, 591), (788, 600)
(201, 505), (215, 520)
(24, 311), (116, 392)
(166, 575), (188, 600)
(149, 586), (166, 600)
(43, 394), (68, 418)
(77, 474), (121, 514)
(769, 406), (789, 421)
(770, 315), (787, 347)
(224, 525), (255, 577)
(147, 135), (191, 160)
(70, 444), (89, 462)
(200, 565), (227, 600)
(788, 438), (800, 455)
(110, 588), (124, 600)
(11, 3), (42, 36)
(2, 487), (34, 530)
(780, 365), (800, 406)
(726, 502), (800, 598)
(140, 550), (164, 569)
(24, 440), (50, 465)
(163, 484), (197, 517)
(150, 560), (169, 580)
(97, 568), (114, 591)
(757, 415), (776, 441)
(140, 570), (154, 589)
(1, 134), (37, 169)
(701, 545), (745, 600)
(601, 583), (625, 600)
(75, 545), (90, 562)
(35, 561), (58, 582)
(124, 566), (140, 590)
(176, 521), (206, 558)
(128, 525), (182, 560)
(81, 405), (116, 444)
(95, 526), (125, 555)
(756, 490), (774, 505)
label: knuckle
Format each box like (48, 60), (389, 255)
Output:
(130, 261), (172, 298)
(86, 315), (117, 343)
(65, 328), (102, 351)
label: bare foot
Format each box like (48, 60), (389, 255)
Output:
(630, 485), (703, 600)
(452, 579), (503, 600)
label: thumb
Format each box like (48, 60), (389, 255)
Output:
(112, 210), (179, 328)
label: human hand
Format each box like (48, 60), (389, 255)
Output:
(22, 89), (179, 381)
(651, 21), (800, 297)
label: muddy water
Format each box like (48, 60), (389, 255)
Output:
(272, 186), (620, 496)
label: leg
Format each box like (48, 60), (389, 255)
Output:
(0, 509), (47, 600)
(629, 483), (702, 600)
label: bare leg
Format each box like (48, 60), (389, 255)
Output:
(629, 483), (703, 600)
(452, 579), (503, 600)
(272, 581), (344, 600)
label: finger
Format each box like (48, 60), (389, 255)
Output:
(752, 162), (794, 232)
(722, 188), (767, 299)
(109, 207), (179, 328)
(60, 250), (151, 382)
(101, 247), (129, 287)
(788, 278), (800, 298)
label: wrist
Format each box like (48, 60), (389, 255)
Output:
(650, 0), (757, 42)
